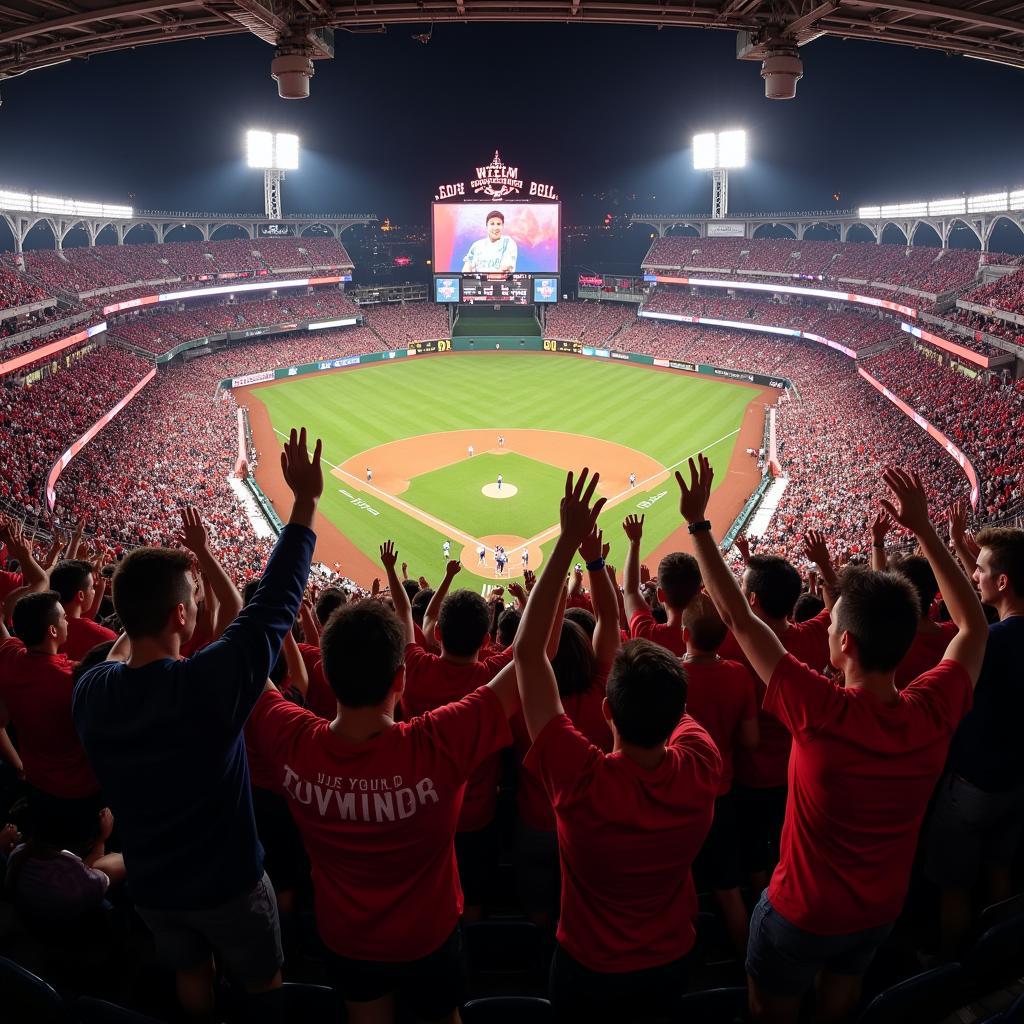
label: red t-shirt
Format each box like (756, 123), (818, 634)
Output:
(683, 658), (758, 795)
(511, 681), (612, 831)
(725, 609), (831, 789)
(0, 638), (100, 798)
(765, 653), (972, 935)
(525, 713), (720, 972)
(298, 641), (337, 720)
(60, 616), (117, 663)
(0, 570), (24, 605)
(895, 621), (959, 690)
(402, 642), (513, 830)
(246, 685), (511, 961)
(629, 609), (684, 656)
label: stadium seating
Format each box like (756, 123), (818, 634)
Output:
(362, 302), (450, 346)
(960, 266), (1024, 318)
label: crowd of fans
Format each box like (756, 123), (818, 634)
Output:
(0, 238), (354, 304)
(543, 300), (637, 345)
(861, 347), (1024, 518)
(940, 306), (1024, 347)
(643, 237), (984, 295)
(960, 266), (1024, 318)
(361, 303), (450, 346)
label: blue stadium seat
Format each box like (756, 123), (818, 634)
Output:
(676, 985), (748, 1022)
(74, 996), (163, 1023)
(854, 963), (963, 1024)
(0, 956), (68, 1023)
(462, 995), (554, 1022)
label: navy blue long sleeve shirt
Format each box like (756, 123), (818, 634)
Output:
(72, 524), (315, 911)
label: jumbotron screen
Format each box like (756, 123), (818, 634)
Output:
(432, 202), (560, 274)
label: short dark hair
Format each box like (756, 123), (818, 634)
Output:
(793, 592), (825, 623)
(12, 591), (62, 647)
(976, 527), (1024, 596)
(72, 642), (117, 685)
(745, 555), (803, 619)
(401, 579), (420, 603)
(658, 552), (701, 611)
(681, 593), (726, 653)
(563, 606), (596, 639)
(552, 620), (596, 698)
(48, 560), (93, 605)
(321, 599), (405, 707)
(835, 566), (918, 672)
(438, 589), (489, 656)
(411, 587), (433, 625)
(112, 548), (192, 639)
(606, 639), (687, 748)
(316, 587), (347, 624)
(497, 606), (521, 647)
(485, 210), (504, 223)
(890, 554), (937, 619)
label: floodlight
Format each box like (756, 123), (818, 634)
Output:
(858, 206), (881, 219)
(967, 192), (1008, 213)
(718, 130), (747, 169)
(1010, 190), (1024, 211)
(692, 133), (717, 171)
(247, 130), (274, 169)
(276, 133), (300, 170)
(928, 198), (966, 216)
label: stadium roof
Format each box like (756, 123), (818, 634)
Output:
(2, 0), (1024, 83)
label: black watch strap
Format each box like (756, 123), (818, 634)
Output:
(687, 520), (712, 535)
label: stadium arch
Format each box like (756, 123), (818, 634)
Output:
(751, 222), (798, 240)
(943, 218), (984, 249)
(209, 222), (255, 241)
(841, 222), (879, 243)
(798, 222), (842, 241)
(984, 214), (1024, 250)
(911, 221), (943, 248)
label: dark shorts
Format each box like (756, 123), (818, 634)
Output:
(694, 791), (742, 891)
(252, 787), (305, 893)
(746, 891), (892, 996)
(549, 942), (690, 1022)
(136, 871), (282, 987)
(733, 783), (787, 874)
(325, 927), (463, 1020)
(455, 819), (499, 908)
(926, 773), (1024, 888)
(515, 823), (559, 917)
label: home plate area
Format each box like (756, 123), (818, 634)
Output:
(481, 482), (518, 498)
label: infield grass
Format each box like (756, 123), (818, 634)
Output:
(254, 353), (754, 582)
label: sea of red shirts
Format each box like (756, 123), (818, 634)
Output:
(60, 615), (118, 663)
(765, 653), (972, 934)
(526, 712), (721, 972)
(629, 608), (684, 656)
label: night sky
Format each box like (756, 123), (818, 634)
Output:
(0, 24), (1022, 226)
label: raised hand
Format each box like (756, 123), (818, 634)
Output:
(280, 427), (324, 504)
(622, 514), (645, 543)
(579, 526), (604, 565)
(489, 586), (505, 603)
(880, 467), (932, 536)
(802, 529), (832, 567)
(675, 453), (713, 524)
(177, 506), (210, 555)
(371, 577), (381, 597)
(947, 496), (968, 544)
(639, 563), (651, 585)
(735, 535), (751, 563)
(379, 540), (398, 571)
(445, 559), (462, 580)
(560, 469), (606, 545)
(507, 581), (527, 606)
(418, 576), (430, 590)
(871, 509), (894, 545)
(523, 569), (536, 592)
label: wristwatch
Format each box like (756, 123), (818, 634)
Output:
(687, 520), (712, 535)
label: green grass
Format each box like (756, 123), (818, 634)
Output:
(254, 353), (754, 583)
(403, 453), (567, 539)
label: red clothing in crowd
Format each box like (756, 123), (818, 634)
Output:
(525, 713), (720, 972)
(765, 653), (972, 934)
(511, 682), (612, 832)
(629, 608), (684, 656)
(894, 621), (959, 690)
(60, 616), (117, 663)
(247, 685), (511, 961)
(0, 638), (99, 798)
(0, 570), (24, 606)
(298, 641), (336, 720)
(401, 642), (513, 831)
(683, 658), (758, 795)
(724, 609), (831, 789)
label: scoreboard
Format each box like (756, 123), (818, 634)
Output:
(435, 274), (559, 305)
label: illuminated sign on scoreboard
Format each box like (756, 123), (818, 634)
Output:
(461, 274), (532, 305)
(434, 151), (559, 202)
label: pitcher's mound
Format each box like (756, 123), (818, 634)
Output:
(482, 483), (517, 499)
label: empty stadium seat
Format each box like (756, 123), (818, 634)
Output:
(853, 963), (963, 1024)
(462, 995), (555, 1022)
(0, 955), (68, 1023)
(964, 904), (1024, 999)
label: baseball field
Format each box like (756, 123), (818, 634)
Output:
(241, 352), (770, 588)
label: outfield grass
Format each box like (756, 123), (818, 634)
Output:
(254, 353), (754, 581)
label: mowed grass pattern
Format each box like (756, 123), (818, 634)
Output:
(403, 453), (568, 540)
(254, 353), (754, 581)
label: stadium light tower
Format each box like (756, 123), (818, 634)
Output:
(693, 130), (747, 219)
(246, 130), (299, 220)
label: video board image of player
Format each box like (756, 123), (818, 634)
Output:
(432, 202), (559, 274)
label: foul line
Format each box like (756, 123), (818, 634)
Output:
(273, 425), (740, 559)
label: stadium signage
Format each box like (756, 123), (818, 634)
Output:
(611, 351), (630, 361)
(231, 369), (275, 387)
(637, 490), (668, 510)
(706, 222), (745, 238)
(434, 150), (559, 202)
(258, 224), (293, 237)
(578, 275), (604, 287)
(318, 356), (361, 370)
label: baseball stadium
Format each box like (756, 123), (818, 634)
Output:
(1, 5), (1024, 1024)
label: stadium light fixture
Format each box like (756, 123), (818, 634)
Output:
(0, 188), (132, 219)
(692, 130), (746, 219)
(967, 192), (1008, 213)
(1010, 190), (1024, 211)
(246, 130), (300, 219)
